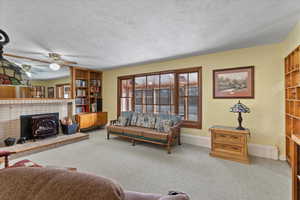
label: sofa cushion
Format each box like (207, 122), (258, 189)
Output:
(147, 113), (156, 129)
(115, 115), (129, 126)
(136, 113), (145, 127)
(154, 116), (162, 130)
(107, 125), (124, 134)
(142, 129), (168, 141)
(130, 112), (138, 126)
(122, 126), (144, 136)
(120, 127), (168, 142)
(156, 120), (173, 133)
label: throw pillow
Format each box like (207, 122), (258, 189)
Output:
(130, 113), (138, 126)
(157, 120), (173, 133)
(148, 114), (156, 129)
(141, 114), (150, 128)
(115, 116), (128, 126)
(136, 113), (145, 127)
(155, 116), (161, 130)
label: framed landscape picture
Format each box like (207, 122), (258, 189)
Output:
(213, 66), (254, 98)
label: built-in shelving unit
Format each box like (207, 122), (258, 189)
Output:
(285, 45), (300, 165)
(292, 134), (300, 200)
(71, 67), (102, 114)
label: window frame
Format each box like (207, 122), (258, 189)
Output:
(117, 67), (202, 129)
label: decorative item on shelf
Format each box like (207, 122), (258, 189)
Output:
(4, 137), (16, 146)
(47, 87), (54, 98)
(0, 29), (27, 85)
(17, 137), (26, 144)
(230, 100), (250, 130)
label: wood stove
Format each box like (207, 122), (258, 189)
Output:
(31, 114), (59, 139)
(20, 113), (59, 140)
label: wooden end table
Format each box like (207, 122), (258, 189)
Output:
(209, 125), (250, 164)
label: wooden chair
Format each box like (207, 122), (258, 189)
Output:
(0, 151), (16, 168)
(0, 151), (40, 169)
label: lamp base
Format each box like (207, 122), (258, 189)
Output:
(236, 126), (245, 130)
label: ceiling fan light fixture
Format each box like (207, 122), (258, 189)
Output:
(25, 71), (32, 78)
(49, 63), (60, 71)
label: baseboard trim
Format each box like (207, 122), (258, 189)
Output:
(181, 134), (279, 160)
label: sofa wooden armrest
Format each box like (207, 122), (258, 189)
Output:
(110, 119), (118, 125)
(169, 121), (183, 146)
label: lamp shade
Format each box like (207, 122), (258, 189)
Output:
(0, 29), (25, 85)
(230, 101), (250, 113)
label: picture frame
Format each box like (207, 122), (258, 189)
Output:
(47, 87), (54, 98)
(213, 66), (254, 98)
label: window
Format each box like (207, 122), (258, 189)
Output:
(133, 74), (174, 114)
(178, 72), (199, 126)
(118, 67), (202, 128)
(119, 78), (133, 112)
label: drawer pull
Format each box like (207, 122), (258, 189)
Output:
(231, 146), (240, 151)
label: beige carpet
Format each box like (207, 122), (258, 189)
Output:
(9, 129), (290, 200)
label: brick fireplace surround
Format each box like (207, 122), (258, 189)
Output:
(0, 99), (74, 146)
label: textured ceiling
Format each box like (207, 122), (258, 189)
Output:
(1, 0), (300, 79)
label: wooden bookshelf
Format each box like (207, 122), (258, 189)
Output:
(292, 134), (300, 200)
(285, 45), (300, 165)
(71, 67), (102, 114)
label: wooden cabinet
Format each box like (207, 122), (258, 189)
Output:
(285, 46), (300, 165)
(292, 134), (300, 200)
(76, 112), (107, 131)
(209, 125), (250, 164)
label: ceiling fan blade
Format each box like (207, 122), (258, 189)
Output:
(3, 53), (51, 64)
(62, 60), (77, 65)
(63, 54), (99, 59)
(6, 49), (46, 56)
(31, 65), (47, 69)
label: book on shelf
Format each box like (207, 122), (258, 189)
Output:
(90, 86), (100, 93)
(76, 89), (86, 96)
(90, 80), (101, 87)
(76, 105), (88, 113)
(75, 98), (87, 105)
(76, 80), (87, 87)
(91, 103), (97, 112)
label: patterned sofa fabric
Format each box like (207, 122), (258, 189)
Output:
(108, 112), (182, 153)
(114, 112), (180, 132)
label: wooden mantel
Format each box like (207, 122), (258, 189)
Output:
(0, 98), (74, 104)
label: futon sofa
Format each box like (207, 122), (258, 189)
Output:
(107, 112), (182, 153)
(0, 167), (190, 200)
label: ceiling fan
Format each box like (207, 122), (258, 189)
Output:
(3, 52), (78, 71)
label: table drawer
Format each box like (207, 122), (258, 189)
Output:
(214, 131), (244, 144)
(213, 143), (244, 156)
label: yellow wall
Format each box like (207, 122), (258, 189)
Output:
(102, 21), (300, 158)
(282, 21), (300, 57)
